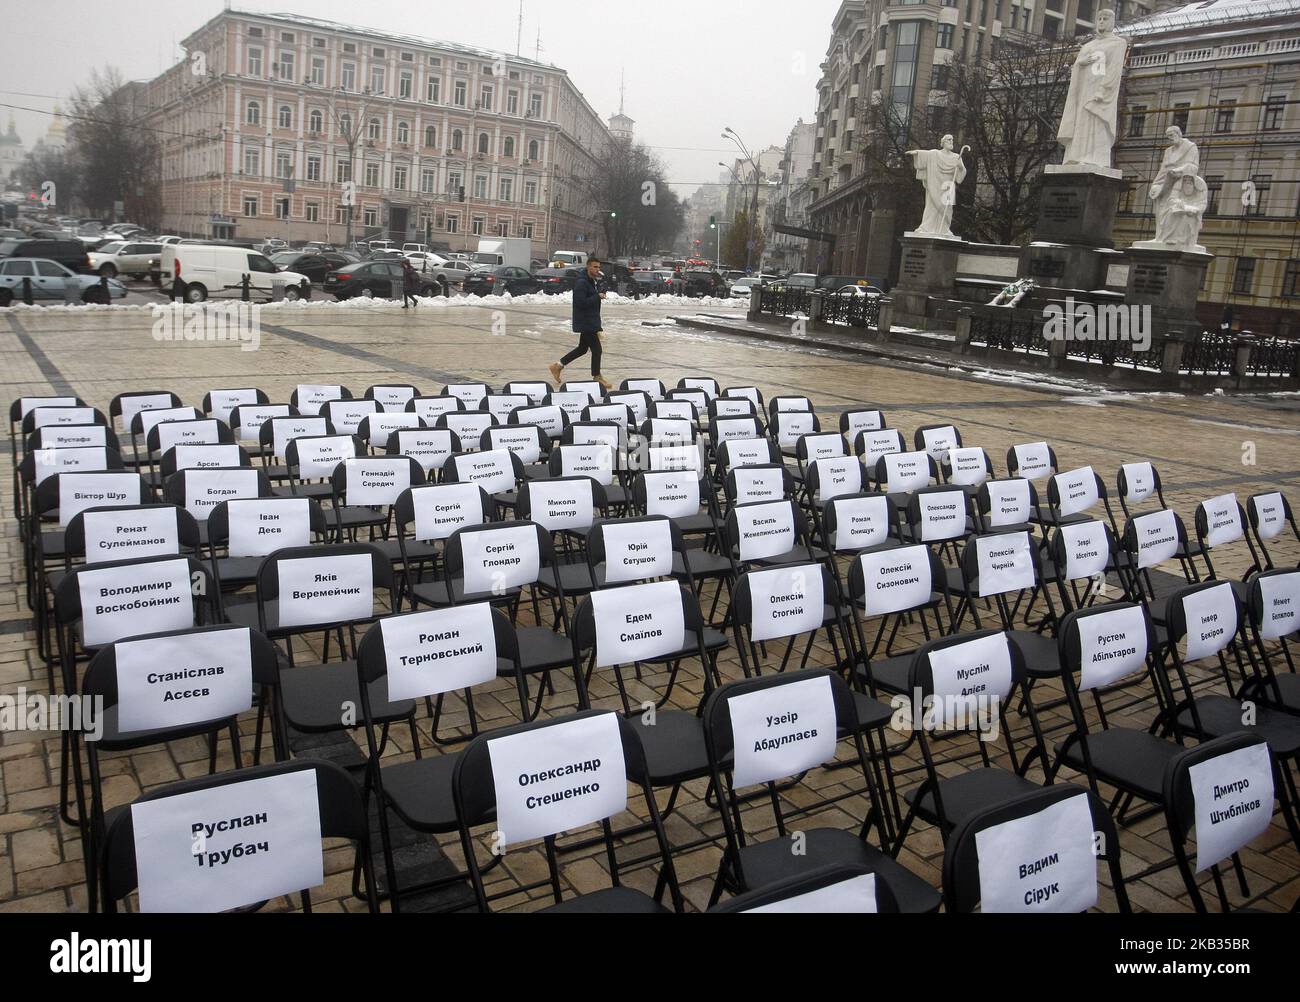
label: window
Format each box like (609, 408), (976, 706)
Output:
(277, 52), (294, 81)
(1172, 102), (1190, 132)
(424, 125), (437, 147)
(275, 151), (293, 179)
(529, 93), (542, 117)
(246, 101), (261, 126)
(507, 90), (519, 115)
(281, 32), (295, 42)
(936, 23), (954, 47)
(364, 161), (380, 187)
(496, 219), (509, 237)
(371, 66), (386, 94)
(306, 154), (322, 181)
(396, 121), (409, 144)
(524, 180), (538, 204)
(364, 208), (378, 227)
(373, 48), (385, 58)
(932, 64), (949, 90)
(1128, 106), (1147, 137)
(528, 139), (540, 160)
(366, 118), (380, 141)
(480, 85), (494, 110)
(454, 80), (467, 106)
(275, 198), (289, 220)
(1077, 0), (1095, 19)
(339, 113), (352, 138)
(472, 215), (485, 235)
(474, 175), (488, 199)
(421, 168), (436, 193)
(308, 109), (323, 133)
(477, 132), (490, 155)
(1249, 174), (1271, 215)
(393, 165), (408, 191)
(503, 136), (515, 157)
(1043, 15), (1059, 39)
(427, 77), (440, 102)
(243, 147), (260, 175)
(890, 21), (922, 133)
(336, 159), (352, 183)
(1215, 99), (1236, 133)
(243, 195), (259, 216)
(448, 170), (463, 193)
(1233, 257), (1256, 294)
(310, 57), (325, 85)
(247, 48), (262, 76)
(499, 177), (513, 201)
(342, 63), (355, 91)
(399, 71), (412, 99)
(335, 205), (349, 225)
(278, 105), (293, 129)
(1283, 260), (1300, 298)
(452, 129), (464, 151)
(1264, 94), (1286, 131)
(522, 221), (534, 239)
(445, 213), (459, 233)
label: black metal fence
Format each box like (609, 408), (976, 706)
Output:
(969, 310), (1049, 354)
(1239, 335), (1300, 378)
(820, 290), (882, 329)
(757, 287), (811, 318)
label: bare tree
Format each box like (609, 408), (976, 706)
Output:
(66, 68), (160, 220)
(325, 87), (375, 247)
(578, 138), (685, 258)
(721, 209), (765, 270)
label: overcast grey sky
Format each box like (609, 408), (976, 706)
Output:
(1, 0), (841, 198)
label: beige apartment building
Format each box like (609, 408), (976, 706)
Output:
(1114, 0), (1300, 338)
(141, 10), (614, 256)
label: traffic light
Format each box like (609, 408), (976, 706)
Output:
(609, 211), (617, 219)
(709, 215), (716, 229)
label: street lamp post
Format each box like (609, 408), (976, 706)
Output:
(723, 127), (762, 273)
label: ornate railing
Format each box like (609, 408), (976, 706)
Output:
(968, 310), (1049, 353)
(758, 287), (811, 317)
(1066, 338), (1164, 371)
(820, 290), (882, 329)
(1241, 335), (1300, 378)
(1180, 332), (1237, 375)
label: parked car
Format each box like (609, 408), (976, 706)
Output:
(780, 273), (819, 291)
(0, 237), (91, 274)
(160, 244), (311, 303)
(462, 266), (542, 297)
(401, 242), (428, 255)
(89, 241), (163, 279)
(0, 257), (127, 306)
(367, 249), (407, 263)
(654, 270), (686, 295)
(629, 271), (670, 298)
(598, 262), (633, 293)
(157, 236), (183, 246)
(425, 259), (475, 289)
(682, 270), (727, 298)
(0, 228), (25, 240)
(270, 252), (338, 284)
(835, 284), (886, 299)
(536, 267), (584, 295)
(730, 276), (765, 299)
(323, 261), (438, 300)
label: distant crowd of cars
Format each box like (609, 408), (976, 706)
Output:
(0, 211), (888, 307)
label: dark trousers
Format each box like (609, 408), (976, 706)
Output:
(403, 291), (418, 307)
(561, 332), (602, 376)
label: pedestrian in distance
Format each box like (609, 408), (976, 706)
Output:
(550, 256), (612, 392)
(401, 259), (419, 309)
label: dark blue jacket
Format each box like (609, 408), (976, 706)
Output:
(572, 274), (602, 334)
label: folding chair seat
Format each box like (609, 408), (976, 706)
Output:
(99, 759), (378, 913)
(709, 863), (899, 912)
(702, 669), (940, 912)
(517, 476), (606, 598)
(1113, 460), (1205, 561)
(942, 785), (1129, 913)
(1246, 490), (1298, 572)
(364, 383), (422, 414)
(894, 630), (1049, 850)
(1163, 733), (1298, 911)
(443, 521), (583, 717)
(207, 496), (329, 620)
(253, 544), (416, 737)
(1245, 568), (1300, 714)
(395, 482), (494, 609)
(1119, 508), (1198, 626)
(452, 711), (684, 912)
(354, 603), (527, 908)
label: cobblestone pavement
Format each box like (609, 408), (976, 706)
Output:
(2, 297), (1298, 913)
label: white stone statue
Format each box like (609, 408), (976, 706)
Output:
(1143, 173), (1208, 252)
(1057, 8), (1129, 171)
(905, 134), (969, 240)
(1147, 127), (1204, 248)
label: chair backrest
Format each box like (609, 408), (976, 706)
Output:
(443, 521), (557, 601)
(709, 863), (900, 913)
(203, 388), (269, 424)
(571, 580), (706, 669)
(606, 391), (650, 426)
(36, 471), (153, 530)
(1050, 518), (1118, 588)
(677, 376), (719, 399)
(292, 382), (352, 414)
(388, 427), (459, 477)
(771, 410), (821, 450)
(849, 543), (947, 618)
(55, 554), (215, 650)
(707, 396), (757, 425)
(906, 485), (970, 546)
(437, 410), (497, 450)
(725, 463), (796, 508)
(1247, 567), (1300, 647)
(161, 442), (252, 477)
(1165, 579), (1241, 666)
(960, 529), (1043, 601)
(840, 407), (886, 443)
(855, 427), (906, 472)
(480, 393), (529, 424)
(1047, 465), (1106, 523)
(874, 451), (937, 495)
(795, 431), (848, 467)
(22, 445), (124, 490)
(724, 498), (809, 564)
(731, 562), (837, 653)
(1115, 460), (1167, 521)
(208, 496), (327, 558)
(649, 398), (698, 424)
(724, 386), (765, 414)
(517, 476), (605, 535)
(583, 402), (635, 431)
(1120, 507), (1190, 578)
(255, 543), (393, 632)
(710, 415), (763, 448)
(914, 424), (962, 463)
(284, 434), (363, 483)
(407, 394), (463, 426)
(620, 377), (665, 400)
(65, 503), (200, 564)
(513, 401), (570, 441)
(129, 406), (202, 445)
(440, 448), (524, 497)
(260, 411), (329, 462)
(805, 454), (866, 505)
(585, 516), (683, 586)
(716, 437), (781, 476)
(1162, 732), (1279, 913)
(634, 471), (708, 520)
(21, 404), (108, 441)
(767, 395), (812, 421)
(545, 390), (591, 426)
(1194, 493), (1257, 579)
(944, 447), (994, 489)
(502, 381), (551, 404)
(364, 383), (421, 412)
(1005, 441), (1057, 483)
(482, 424), (547, 466)
(100, 759), (371, 912)
(27, 423), (120, 455)
(824, 493), (897, 554)
(357, 411), (424, 452)
(1246, 490), (1298, 571)
(396, 482), (494, 543)
(110, 391), (183, 435)
(942, 785), (1128, 913)
(1056, 602), (1161, 743)
(162, 467), (273, 523)
(146, 418), (232, 459)
(561, 380), (604, 404)
(228, 403), (295, 447)
(330, 455), (426, 510)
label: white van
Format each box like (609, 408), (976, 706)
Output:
(160, 244), (312, 303)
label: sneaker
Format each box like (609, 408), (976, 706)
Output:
(596, 375), (613, 393)
(548, 362), (564, 385)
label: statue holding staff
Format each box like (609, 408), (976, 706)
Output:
(905, 134), (969, 240)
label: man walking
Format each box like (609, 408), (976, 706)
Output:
(401, 259), (419, 309)
(550, 257), (612, 392)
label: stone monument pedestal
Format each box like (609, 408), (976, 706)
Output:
(1124, 246), (1213, 323)
(1036, 166), (1128, 248)
(892, 233), (963, 327)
